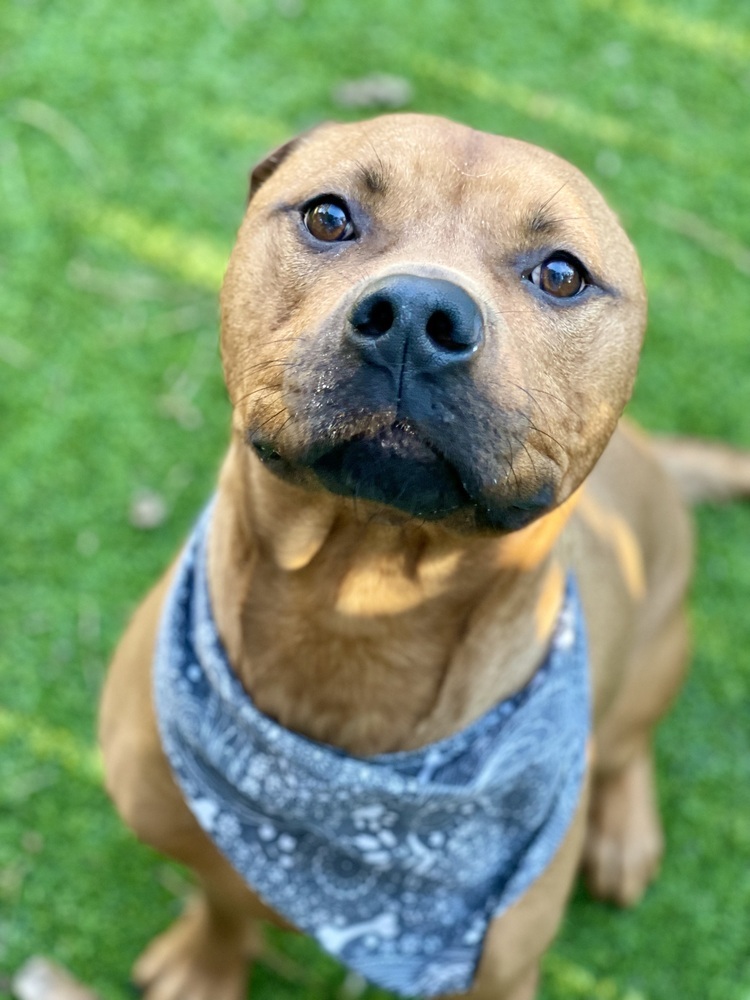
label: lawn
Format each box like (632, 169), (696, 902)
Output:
(1, 1), (749, 998)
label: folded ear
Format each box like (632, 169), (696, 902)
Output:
(248, 136), (301, 201)
(248, 123), (328, 202)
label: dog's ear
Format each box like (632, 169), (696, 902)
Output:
(248, 124), (328, 203)
(248, 137), (301, 202)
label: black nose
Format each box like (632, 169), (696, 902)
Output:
(348, 274), (484, 374)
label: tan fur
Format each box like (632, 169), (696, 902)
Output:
(100, 115), (705, 999)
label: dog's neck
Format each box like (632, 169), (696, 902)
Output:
(207, 439), (576, 756)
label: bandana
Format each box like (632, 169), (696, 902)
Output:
(154, 503), (589, 998)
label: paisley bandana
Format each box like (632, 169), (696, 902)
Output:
(154, 503), (589, 998)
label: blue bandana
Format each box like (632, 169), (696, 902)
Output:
(154, 503), (589, 998)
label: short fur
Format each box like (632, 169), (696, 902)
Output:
(100, 115), (748, 1000)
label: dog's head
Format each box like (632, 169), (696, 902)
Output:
(220, 114), (646, 535)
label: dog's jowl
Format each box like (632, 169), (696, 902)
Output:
(100, 115), (744, 1000)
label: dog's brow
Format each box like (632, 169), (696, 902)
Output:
(526, 209), (565, 237)
(355, 162), (389, 196)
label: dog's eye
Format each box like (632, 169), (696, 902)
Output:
(531, 255), (587, 298)
(304, 199), (355, 242)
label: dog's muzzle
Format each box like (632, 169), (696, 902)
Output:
(251, 273), (554, 529)
(305, 275), (483, 518)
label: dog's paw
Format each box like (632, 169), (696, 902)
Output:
(582, 752), (664, 907)
(132, 900), (250, 1000)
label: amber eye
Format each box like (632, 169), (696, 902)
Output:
(531, 255), (587, 298)
(303, 200), (355, 242)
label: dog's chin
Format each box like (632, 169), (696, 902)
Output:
(250, 424), (556, 533)
(310, 426), (470, 521)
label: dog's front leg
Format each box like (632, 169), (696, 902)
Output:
(131, 845), (269, 1000)
(101, 575), (270, 1000)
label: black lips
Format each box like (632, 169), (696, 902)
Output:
(311, 425), (470, 520)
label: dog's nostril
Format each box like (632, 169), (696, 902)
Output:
(354, 296), (395, 338)
(370, 299), (394, 334)
(425, 309), (463, 351)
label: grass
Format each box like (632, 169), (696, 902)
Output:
(2, 0), (750, 997)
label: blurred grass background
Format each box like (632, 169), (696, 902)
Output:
(1, 0), (750, 998)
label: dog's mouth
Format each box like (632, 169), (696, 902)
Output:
(250, 421), (554, 531)
(251, 423), (470, 521)
(310, 424), (471, 520)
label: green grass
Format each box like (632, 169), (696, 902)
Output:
(2, 1), (750, 997)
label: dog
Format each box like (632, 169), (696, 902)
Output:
(99, 114), (750, 1000)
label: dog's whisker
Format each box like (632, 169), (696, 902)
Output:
(241, 358), (298, 377)
(254, 406), (288, 432)
(232, 386), (284, 410)
(509, 428), (539, 479)
(503, 435), (521, 494)
(536, 179), (571, 215)
(527, 422), (566, 456)
(518, 383), (584, 421)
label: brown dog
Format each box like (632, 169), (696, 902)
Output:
(100, 114), (748, 1000)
